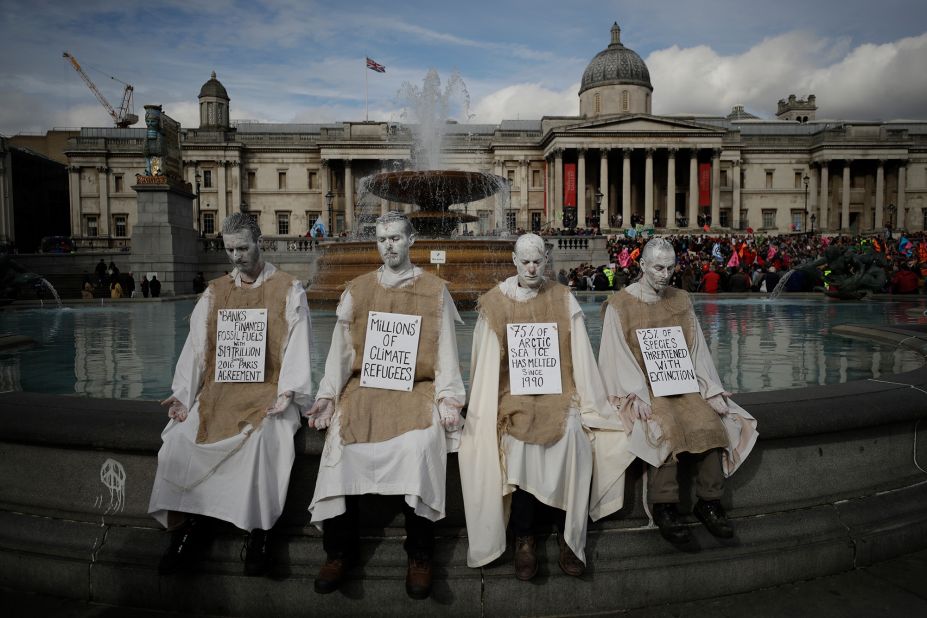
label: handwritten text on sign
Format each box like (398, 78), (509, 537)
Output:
(507, 322), (562, 395)
(360, 311), (422, 391)
(215, 308), (267, 382)
(635, 326), (699, 397)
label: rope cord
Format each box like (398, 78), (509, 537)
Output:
(866, 378), (927, 475)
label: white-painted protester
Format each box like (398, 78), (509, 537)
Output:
(459, 233), (633, 580)
(149, 212), (313, 576)
(305, 211), (465, 600)
(598, 237), (758, 546)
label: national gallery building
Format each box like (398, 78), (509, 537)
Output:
(63, 23), (927, 243)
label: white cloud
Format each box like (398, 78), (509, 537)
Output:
(470, 83), (579, 122)
(647, 31), (927, 120)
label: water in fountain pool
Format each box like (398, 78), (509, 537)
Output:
(1, 296), (924, 400)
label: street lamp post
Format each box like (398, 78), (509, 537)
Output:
(802, 174), (809, 233)
(594, 188), (604, 230)
(886, 202), (896, 233)
(810, 213), (816, 235)
(325, 190), (335, 237)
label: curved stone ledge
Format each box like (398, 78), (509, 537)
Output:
(2, 361), (927, 615)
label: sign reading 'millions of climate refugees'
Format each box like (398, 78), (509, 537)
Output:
(360, 311), (422, 392)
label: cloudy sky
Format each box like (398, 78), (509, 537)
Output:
(1, 0), (926, 135)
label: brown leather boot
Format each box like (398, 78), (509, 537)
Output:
(314, 556), (349, 594)
(513, 535), (538, 581)
(557, 535), (585, 577)
(405, 556), (433, 600)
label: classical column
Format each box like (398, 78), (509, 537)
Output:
(688, 150), (699, 228)
(229, 161), (241, 214)
(711, 149), (721, 227)
(69, 166), (81, 235)
(520, 158), (529, 213)
(97, 166), (110, 236)
(577, 149), (587, 227)
(344, 160), (354, 232)
(600, 148), (611, 226)
(666, 148), (677, 227)
(874, 160), (885, 230)
(644, 148), (654, 226)
(320, 160), (332, 226)
(553, 149), (564, 227)
(0, 155), (11, 242)
(841, 160), (852, 230)
(898, 163), (907, 229)
(732, 159), (742, 230)
(495, 159), (507, 226)
(621, 148), (631, 228)
(819, 161), (829, 232)
(217, 161), (229, 220)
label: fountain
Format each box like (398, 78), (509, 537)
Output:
(0, 253), (61, 307)
(307, 70), (517, 306)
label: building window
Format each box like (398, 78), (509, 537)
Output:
(247, 171), (256, 190)
(594, 93), (601, 114)
(794, 171), (804, 189)
(532, 169), (541, 188)
(85, 216), (98, 237)
(479, 210), (492, 234)
(277, 212), (290, 235)
(720, 170), (728, 187)
(278, 171), (287, 190)
(114, 174), (124, 193)
(791, 210), (804, 231)
(507, 169), (516, 187)
(719, 209), (729, 227)
(113, 215), (127, 237)
(202, 212), (215, 235)
(622, 90), (629, 112)
(765, 170), (774, 189)
(203, 170), (213, 188)
(762, 209), (776, 229)
(852, 171), (865, 189)
(506, 211), (517, 231)
(308, 171), (318, 190)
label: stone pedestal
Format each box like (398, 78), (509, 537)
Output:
(130, 181), (198, 296)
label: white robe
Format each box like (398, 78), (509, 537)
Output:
(598, 282), (758, 476)
(308, 266), (466, 527)
(459, 277), (633, 568)
(148, 263), (314, 532)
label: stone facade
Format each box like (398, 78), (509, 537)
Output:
(61, 25), (927, 242)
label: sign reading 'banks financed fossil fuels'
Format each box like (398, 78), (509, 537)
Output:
(215, 309), (267, 382)
(360, 311), (422, 391)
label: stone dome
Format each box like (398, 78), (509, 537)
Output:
(198, 71), (229, 100)
(579, 23), (652, 94)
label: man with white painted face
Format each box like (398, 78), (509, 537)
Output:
(305, 211), (465, 600)
(459, 233), (632, 581)
(149, 212), (313, 577)
(598, 238), (757, 547)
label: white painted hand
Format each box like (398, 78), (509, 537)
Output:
(304, 398), (334, 430)
(161, 396), (188, 422)
(438, 400), (462, 432)
(266, 391), (294, 416)
(707, 393), (730, 416)
(628, 393), (652, 421)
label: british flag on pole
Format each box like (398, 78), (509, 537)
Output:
(366, 57), (386, 73)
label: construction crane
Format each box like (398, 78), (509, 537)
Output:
(63, 51), (138, 128)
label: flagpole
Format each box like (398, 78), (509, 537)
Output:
(364, 55), (369, 122)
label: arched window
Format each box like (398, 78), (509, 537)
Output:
(622, 90), (629, 112)
(594, 93), (601, 114)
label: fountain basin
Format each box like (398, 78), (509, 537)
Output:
(1, 349), (926, 614)
(308, 238), (516, 306)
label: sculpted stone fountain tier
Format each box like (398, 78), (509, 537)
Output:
(307, 169), (516, 306)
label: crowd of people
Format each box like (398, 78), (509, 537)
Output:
(558, 231), (927, 295)
(82, 258), (161, 299)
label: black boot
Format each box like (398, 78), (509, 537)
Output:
(652, 503), (691, 546)
(243, 529), (273, 576)
(158, 516), (210, 575)
(694, 499), (735, 538)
